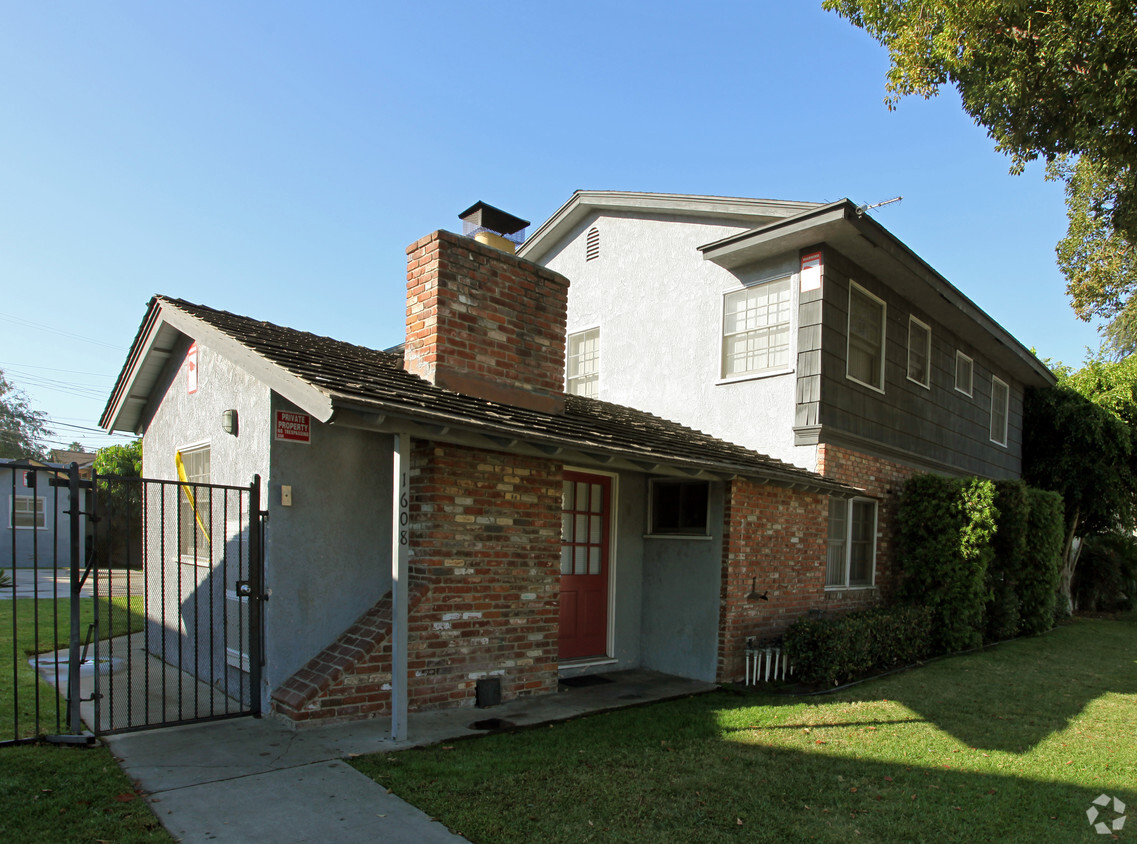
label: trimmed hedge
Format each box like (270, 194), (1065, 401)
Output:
(1020, 488), (1063, 633)
(897, 475), (998, 653)
(783, 605), (934, 687)
(986, 480), (1030, 641)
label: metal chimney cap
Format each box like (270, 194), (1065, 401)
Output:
(458, 201), (530, 236)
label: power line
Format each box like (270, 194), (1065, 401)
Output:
(0, 312), (125, 351)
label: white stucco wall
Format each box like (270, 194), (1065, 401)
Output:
(541, 212), (810, 470)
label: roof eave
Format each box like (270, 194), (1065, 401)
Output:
(100, 298), (337, 435)
(519, 190), (823, 263)
(699, 201), (1056, 388)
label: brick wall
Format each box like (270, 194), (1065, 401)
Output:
(816, 443), (921, 600)
(404, 230), (570, 414)
(272, 442), (563, 723)
(716, 479), (828, 683)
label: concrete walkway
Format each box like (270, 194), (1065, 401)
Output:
(1, 567), (143, 599)
(105, 670), (714, 843)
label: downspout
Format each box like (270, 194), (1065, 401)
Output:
(390, 433), (410, 741)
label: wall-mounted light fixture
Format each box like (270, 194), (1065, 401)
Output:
(222, 409), (239, 436)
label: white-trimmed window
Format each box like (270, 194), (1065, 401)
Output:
(178, 445), (211, 560)
(826, 497), (877, 588)
(907, 316), (931, 388)
(721, 277), (792, 378)
(955, 351), (974, 397)
(847, 282), (886, 391)
(567, 328), (600, 398)
(648, 480), (709, 536)
(990, 376), (1009, 446)
(10, 495), (46, 529)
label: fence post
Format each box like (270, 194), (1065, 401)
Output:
(66, 463), (83, 735)
(248, 475), (263, 716)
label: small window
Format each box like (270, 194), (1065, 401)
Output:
(826, 497), (877, 588)
(721, 277), (792, 378)
(585, 227), (600, 261)
(649, 480), (709, 536)
(847, 282), (886, 391)
(177, 446), (212, 560)
(907, 316), (931, 388)
(567, 328), (600, 398)
(990, 377), (1009, 446)
(955, 351), (974, 397)
(10, 495), (46, 529)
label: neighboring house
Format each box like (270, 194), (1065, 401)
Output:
(519, 191), (1056, 611)
(100, 221), (862, 725)
(1, 458), (88, 568)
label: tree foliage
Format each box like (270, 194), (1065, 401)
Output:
(0, 368), (51, 460)
(824, 0), (1137, 332)
(93, 439), (143, 569)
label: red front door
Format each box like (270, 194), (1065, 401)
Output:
(558, 471), (611, 660)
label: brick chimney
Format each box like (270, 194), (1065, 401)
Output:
(404, 229), (569, 414)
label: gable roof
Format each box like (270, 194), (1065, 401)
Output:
(518, 190), (822, 263)
(520, 190), (1054, 389)
(698, 199), (1055, 388)
(101, 296), (857, 496)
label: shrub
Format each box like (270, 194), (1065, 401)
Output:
(1073, 533), (1137, 612)
(783, 605), (934, 686)
(986, 480), (1030, 641)
(1020, 488), (1063, 634)
(897, 475), (998, 653)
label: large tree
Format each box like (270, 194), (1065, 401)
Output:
(1024, 353), (1137, 610)
(824, 1), (1137, 338)
(0, 368), (51, 459)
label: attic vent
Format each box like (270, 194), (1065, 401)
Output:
(586, 227), (600, 261)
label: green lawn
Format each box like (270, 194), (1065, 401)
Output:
(1, 596), (145, 742)
(0, 743), (173, 843)
(0, 596), (170, 842)
(351, 616), (1137, 843)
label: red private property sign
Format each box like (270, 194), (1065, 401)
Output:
(275, 411), (311, 443)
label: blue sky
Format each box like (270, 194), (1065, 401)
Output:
(1, 2), (1101, 452)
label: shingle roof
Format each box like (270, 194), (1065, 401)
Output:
(130, 295), (856, 495)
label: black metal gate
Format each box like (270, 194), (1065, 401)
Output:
(2, 462), (264, 745)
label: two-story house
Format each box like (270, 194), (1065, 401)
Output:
(519, 191), (1056, 611)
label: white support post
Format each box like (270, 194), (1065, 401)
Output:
(390, 434), (410, 741)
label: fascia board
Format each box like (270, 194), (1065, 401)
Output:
(700, 202), (1055, 388)
(157, 303), (337, 422)
(519, 190), (822, 263)
(100, 299), (169, 433)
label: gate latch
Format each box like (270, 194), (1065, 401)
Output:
(235, 580), (253, 598)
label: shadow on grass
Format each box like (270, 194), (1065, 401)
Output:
(822, 617), (1137, 754)
(357, 691), (1136, 844)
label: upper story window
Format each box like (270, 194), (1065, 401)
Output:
(177, 445), (211, 560)
(907, 316), (931, 388)
(585, 227), (600, 261)
(990, 376), (1009, 446)
(955, 351), (974, 397)
(10, 495), (46, 529)
(826, 497), (877, 588)
(567, 328), (600, 398)
(721, 277), (792, 378)
(648, 479), (709, 536)
(847, 282), (886, 391)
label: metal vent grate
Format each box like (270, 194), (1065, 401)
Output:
(586, 226), (600, 261)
